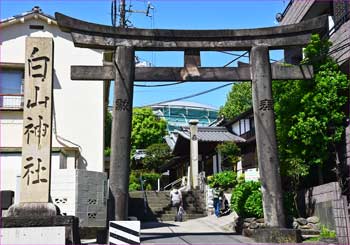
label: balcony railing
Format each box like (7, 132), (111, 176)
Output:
(0, 94), (24, 109)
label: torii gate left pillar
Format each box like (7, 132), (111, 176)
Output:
(109, 46), (135, 220)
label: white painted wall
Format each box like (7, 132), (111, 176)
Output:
(0, 152), (61, 203)
(231, 121), (240, 135)
(0, 18), (104, 172)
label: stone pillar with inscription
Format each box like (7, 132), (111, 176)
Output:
(189, 119), (199, 189)
(250, 45), (285, 228)
(3, 37), (80, 245)
(8, 37), (56, 216)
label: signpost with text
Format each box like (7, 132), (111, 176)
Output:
(20, 37), (53, 203)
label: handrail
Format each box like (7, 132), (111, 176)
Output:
(163, 178), (183, 190)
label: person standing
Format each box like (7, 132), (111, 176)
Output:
(213, 184), (222, 217)
(170, 188), (183, 221)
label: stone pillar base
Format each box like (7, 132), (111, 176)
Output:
(3, 203), (80, 244)
(2, 216), (80, 244)
(6, 202), (57, 217)
(243, 228), (302, 243)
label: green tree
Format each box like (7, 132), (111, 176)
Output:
(219, 82), (252, 120)
(274, 34), (349, 190)
(216, 142), (241, 170)
(131, 107), (167, 152)
(142, 143), (173, 171)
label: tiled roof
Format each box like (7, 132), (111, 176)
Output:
(176, 126), (245, 143)
(1, 6), (56, 26)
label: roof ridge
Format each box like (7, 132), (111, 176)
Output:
(1, 6), (56, 24)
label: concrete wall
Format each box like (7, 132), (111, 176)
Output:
(0, 17), (104, 172)
(51, 169), (108, 227)
(304, 182), (350, 244)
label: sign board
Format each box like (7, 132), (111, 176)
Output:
(20, 37), (53, 203)
(245, 168), (260, 182)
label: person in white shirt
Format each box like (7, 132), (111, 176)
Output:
(170, 188), (183, 221)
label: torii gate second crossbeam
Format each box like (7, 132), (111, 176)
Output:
(55, 12), (327, 228)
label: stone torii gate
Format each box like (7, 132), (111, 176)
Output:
(55, 12), (327, 227)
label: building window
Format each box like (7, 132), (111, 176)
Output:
(0, 70), (24, 109)
(239, 118), (251, 135)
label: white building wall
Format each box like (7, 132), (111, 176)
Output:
(0, 111), (23, 146)
(0, 18), (104, 172)
(1, 152), (61, 203)
(231, 121), (240, 135)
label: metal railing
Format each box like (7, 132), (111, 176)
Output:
(163, 177), (183, 190)
(0, 94), (24, 109)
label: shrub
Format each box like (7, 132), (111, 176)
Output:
(320, 225), (336, 239)
(207, 171), (237, 190)
(244, 190), (263, 218)
(231, 181), (261, 218)
(237, 174), (245, 184)
(142, 172), (161, 190)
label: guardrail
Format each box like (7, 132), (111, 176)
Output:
(0, 94), (24, 109)
(163, 177), (183, 190)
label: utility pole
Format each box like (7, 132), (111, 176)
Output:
(119, 0), (126, 27)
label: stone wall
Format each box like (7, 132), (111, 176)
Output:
(303, 182), (350, 244)
(51, 169), (108, 228)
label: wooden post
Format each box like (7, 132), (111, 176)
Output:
(109, 46), (135, 220)
(250, 45), (285, 227)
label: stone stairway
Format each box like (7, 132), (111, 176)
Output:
(129, 190), (207, 221)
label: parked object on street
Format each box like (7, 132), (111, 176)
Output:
(177, 206), (186, 222)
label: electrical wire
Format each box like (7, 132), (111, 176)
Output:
(135, 81), (186, 87)
(143, 82), (234, 107)
(218, 50), (279, 62)
(223, 51), (249, 67)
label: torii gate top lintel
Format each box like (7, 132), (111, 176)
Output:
(55, 12), (328, 51)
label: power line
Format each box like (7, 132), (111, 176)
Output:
(223, 51), (249, 67)
(218, 51), (279, 62)
(135, 81), (186, 87)
(143, 82), (235, 107)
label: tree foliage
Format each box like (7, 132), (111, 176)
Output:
(219, 82), (252, 120)
(142, 143), (173, 171)
(207, 170), (237, 190)
(230, 181), (262, 218)
(273, 34), (349, 189)
(216, 142), (241, 167)
(131, 107), (167, 152)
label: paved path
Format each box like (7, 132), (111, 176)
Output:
(141, 213), (255, 244)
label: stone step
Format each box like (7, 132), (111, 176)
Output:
(302, 234), (320, 240)
(300, 229), (320, 235)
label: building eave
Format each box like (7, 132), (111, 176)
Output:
(0, 12), (57, 28)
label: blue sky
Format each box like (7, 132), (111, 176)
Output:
(1, 0), (288, 109)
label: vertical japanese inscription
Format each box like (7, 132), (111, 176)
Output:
(20, 37), (53, 203)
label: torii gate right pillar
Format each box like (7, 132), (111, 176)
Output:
(250, 45), (285, 227)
